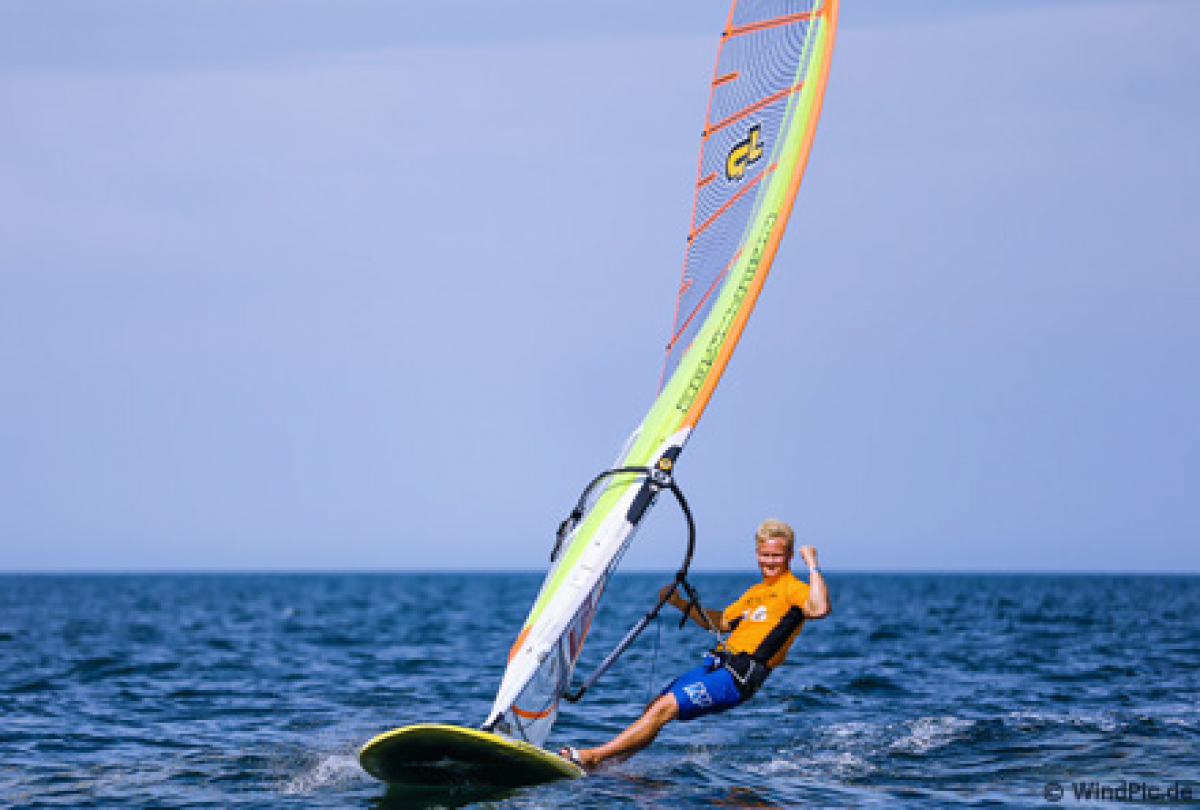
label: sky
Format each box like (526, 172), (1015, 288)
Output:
(1, 1), (1197, 573)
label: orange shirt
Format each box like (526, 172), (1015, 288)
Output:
(721, 571), (810, 669)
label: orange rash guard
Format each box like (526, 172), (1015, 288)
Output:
(720, 571), (810, 669)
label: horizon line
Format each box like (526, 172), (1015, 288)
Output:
(2, 568), (1197, 576)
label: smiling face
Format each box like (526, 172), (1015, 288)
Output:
(756, 536), (793, 580)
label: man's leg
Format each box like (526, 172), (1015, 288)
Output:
(565, 692), (680, 770)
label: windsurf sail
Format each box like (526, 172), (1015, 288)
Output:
(483, 0), (839, 748)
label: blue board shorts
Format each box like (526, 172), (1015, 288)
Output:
(662, 654), (743, 722)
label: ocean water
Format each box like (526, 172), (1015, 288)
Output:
(1, 573), (1197, 808)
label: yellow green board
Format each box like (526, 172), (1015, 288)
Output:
(359, 723), (584, 786)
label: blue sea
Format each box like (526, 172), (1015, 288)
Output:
(2, 573), (1197, 808)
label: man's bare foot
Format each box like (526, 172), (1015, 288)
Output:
(558, 746), (595, 772)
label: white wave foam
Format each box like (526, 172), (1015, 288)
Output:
(1006, 709), (1120, 733)
(745, 722), (881, 780)
(281, 754), (363, 795)
(747, 747), (876, 780)
(889, 715), (974, 755)
(825, 721), (880, 743)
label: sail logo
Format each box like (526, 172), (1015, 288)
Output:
(725, 124), (764, 180)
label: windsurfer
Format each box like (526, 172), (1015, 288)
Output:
(559, 518), (830, 771)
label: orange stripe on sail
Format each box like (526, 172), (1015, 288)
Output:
(506, 626), (530, 663)
(512, 702), (555, 719)
(726, 10), (819, 39)
(704, 84), (802, 138)
(681, 3), (839, 432)
(666, 249), (741, 353)
(697, 172), (717, 189)
(691, 162), (775, 242)
(713, 70), (739, 87)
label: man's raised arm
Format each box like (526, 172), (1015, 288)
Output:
(799, 545), (831, 619)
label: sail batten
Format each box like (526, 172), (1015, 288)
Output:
(727, 10), (821, 37)
(485, 0), (839, 750)
(704, 84), (802, 137)
(691, 162), (775, 240)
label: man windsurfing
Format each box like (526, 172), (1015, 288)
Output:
(560, 518), (830, 770)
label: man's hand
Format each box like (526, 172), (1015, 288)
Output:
(662, 584), (729, 633)
(659, 585), (683, 610)
(799, 545), (819, 569)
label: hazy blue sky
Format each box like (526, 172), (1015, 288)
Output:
(1, 1), (1196, 572)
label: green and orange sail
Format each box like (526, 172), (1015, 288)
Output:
(484, 0), (840, 747)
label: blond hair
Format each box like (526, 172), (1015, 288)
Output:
(754, 519), (795, 553)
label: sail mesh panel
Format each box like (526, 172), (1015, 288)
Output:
(661, 0), (821, 388)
